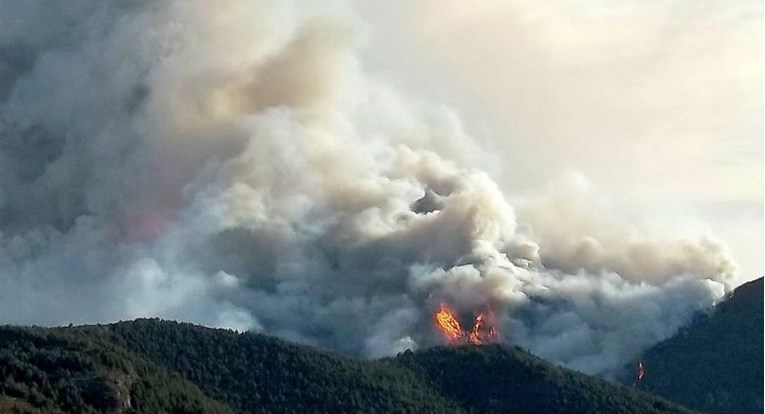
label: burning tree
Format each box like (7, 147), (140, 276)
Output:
(434, 303), (499, 345)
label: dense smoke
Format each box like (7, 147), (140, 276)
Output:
(0, 1), (736, 375)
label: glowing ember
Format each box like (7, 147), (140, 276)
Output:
(468, 312), (499, 345)
(435, 303), (465, 343)
(633, 361), (646, 387)
(637, 361), (646, 381)
(434, 303), (500, 345)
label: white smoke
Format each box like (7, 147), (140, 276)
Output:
(0, 1), (736, 375)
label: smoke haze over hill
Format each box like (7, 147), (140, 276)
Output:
(0, 1), (744, 375)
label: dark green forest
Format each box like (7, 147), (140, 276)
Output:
(0, 324), (232, 413)
(626, 277), (763, 414)
(1, 278), (759, 414)
(393, 344), (692, 414)
(0, 318), (694, 414)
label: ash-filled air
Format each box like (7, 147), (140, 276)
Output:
(0, 1), (736, 376)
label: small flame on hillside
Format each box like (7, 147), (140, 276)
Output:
(632, 361), (646, 387)
(434, 303), (499, 345)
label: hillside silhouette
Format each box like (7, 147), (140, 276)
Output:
(626, 277), (763, 414)
(0, 318), (696, 413)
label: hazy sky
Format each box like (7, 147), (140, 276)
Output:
(353, 0), (763, 283)
(0, 0), (757, 375)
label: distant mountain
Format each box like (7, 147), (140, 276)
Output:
(0, 319), (694, 413)
(626, 277), (763, 414)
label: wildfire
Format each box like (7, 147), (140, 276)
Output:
(434, 303), (499, 345)
(435, 303), (465, 343)
(633, 361), (646, 387)
(468, 313), (499, 345)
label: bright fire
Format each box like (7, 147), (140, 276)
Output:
(468, 313), (499, 345)
(434, 303), (499, 345)
(435, 303), (465, 343)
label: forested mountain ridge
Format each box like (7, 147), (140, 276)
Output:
(1, 318), (695, 413)
(0, 324), (233, 413)
(92, 319), (462, 414)
(394, 344), (694, 414)
(626, 277), (763, 414)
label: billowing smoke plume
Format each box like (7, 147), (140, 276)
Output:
(0, 1), (736, 375)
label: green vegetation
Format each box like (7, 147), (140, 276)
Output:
(627, 277), (763, 414)
(395, 344), (693, 414)
(98, 319), (461, 414)
(1, 318), (695, 413)
(0, 325), (233, 413)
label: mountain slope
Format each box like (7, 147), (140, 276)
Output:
(627, 277), (763, 413)
(1, 319), (695, 413)
(0, 325), (233, 413)
(95, 319), (462, 414)
(395, 344), (693, 414)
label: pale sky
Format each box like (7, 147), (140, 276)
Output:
(353, 0), (763, 284)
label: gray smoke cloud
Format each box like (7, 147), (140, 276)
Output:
(0, 1), (736, 376)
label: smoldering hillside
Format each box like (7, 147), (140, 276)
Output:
(0, 1), (737, 376)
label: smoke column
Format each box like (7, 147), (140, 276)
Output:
(0, 1), (736, 375)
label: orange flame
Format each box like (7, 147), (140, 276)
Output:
(468, 313), (497, 344)
(435, 303), (465, 343)
(434, 303), (499, 345)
